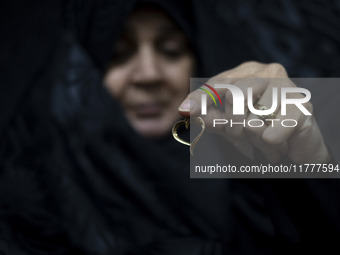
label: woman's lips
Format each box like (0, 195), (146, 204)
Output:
(131, 102), (165, 117)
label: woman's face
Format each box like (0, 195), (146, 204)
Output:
(104, 7), (194, 137)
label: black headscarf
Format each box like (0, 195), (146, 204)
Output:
(1, 1), (236, 254)
(1, 1), (340, 254)
(63, 0), (198, 71)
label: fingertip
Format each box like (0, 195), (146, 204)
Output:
(178, 100), (192, 112)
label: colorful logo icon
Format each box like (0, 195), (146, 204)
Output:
(199, 83), (222, 107)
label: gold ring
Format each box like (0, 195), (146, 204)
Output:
(255, 104), (276, 125)
(172, 117), (205, 156)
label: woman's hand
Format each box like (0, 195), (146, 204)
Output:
(178, 61), (330, 163)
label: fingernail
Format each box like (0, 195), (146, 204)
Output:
(178, 100), (193, 112)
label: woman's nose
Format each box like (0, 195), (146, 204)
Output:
(131, 46), (162, 85)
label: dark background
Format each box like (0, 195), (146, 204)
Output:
(1, 1), (340, 254)
(1, 0), (339, 159)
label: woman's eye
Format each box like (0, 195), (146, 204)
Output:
(109, 37), (135, 65)
(160, 47), (184, 59)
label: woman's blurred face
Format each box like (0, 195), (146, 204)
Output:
(104, 7), (194, 137)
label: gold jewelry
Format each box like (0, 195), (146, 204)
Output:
(172, 117), (205, 156)
(255, 104), (276, 125)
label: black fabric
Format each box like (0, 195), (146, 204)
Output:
(194, 0), (340, 77)
(1, 32), (271, 255)
(64, 0), (197, 70)
(1, 0), (340, 254)
(0, 0), (63, 140)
